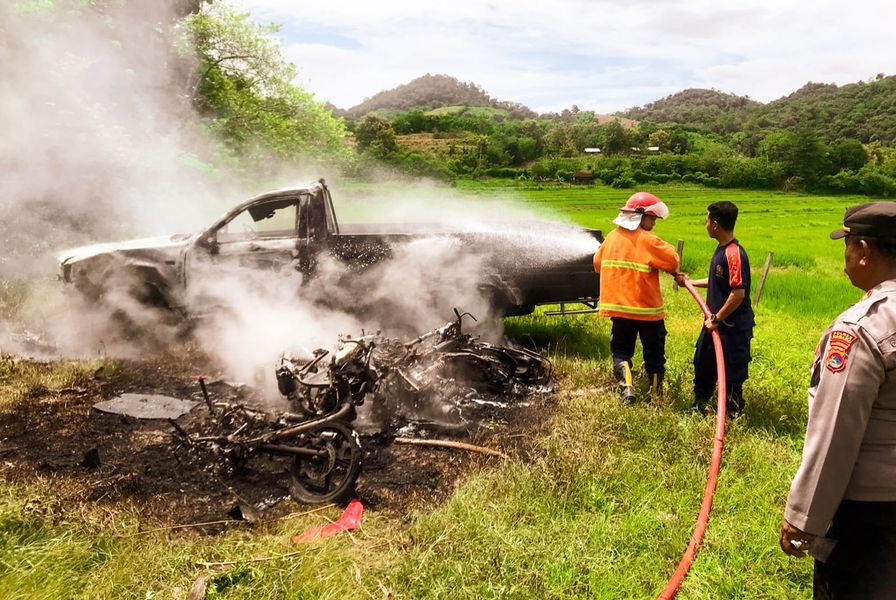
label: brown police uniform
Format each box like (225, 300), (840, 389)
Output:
(784, 202), (896, 599)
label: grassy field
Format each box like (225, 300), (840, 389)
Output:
(0, 181), (875, 598)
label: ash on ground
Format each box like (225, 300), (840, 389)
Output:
(0, 317), (556, 524)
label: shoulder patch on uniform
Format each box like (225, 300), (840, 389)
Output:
(725, 244), (742, 287)
(825, 330), (857, 373)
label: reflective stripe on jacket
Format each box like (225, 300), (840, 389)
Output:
(592, 226), (679, 321)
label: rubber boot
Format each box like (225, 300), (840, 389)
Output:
(726, 387), (745, 418)
(693, 394), (712, 415)
(613, 361), (637, 404)
(647, 372), (664, 403)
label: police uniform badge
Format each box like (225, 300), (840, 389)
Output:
(825, 330), (857, 373)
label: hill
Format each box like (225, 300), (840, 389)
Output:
(621, 88), (760, 134)
(340, 74), (536, 119)
(621, 75), (896, 144)
(753, 76), (896, 143)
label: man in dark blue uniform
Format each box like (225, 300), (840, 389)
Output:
(675, 201), (755, 416)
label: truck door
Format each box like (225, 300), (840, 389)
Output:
(294, 195), (314, 278)
(212, 197), (299, 271)
(186, 197), (301, 305)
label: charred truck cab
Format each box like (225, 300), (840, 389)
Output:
(59, 180), (602, 321)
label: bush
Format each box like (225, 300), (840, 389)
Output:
(718, 157), (782, 189)
(394, 151), (453, 180)
(528, 157), (586, 180)
(630, 169), (650, 183)
(641, 154), (686, 176)
(823, 170), (862, 194)
(698, 174), (721, 187)
(596, 168), (621, 185)
(611, 175), (636, 188)
(858, 165), (896, 197)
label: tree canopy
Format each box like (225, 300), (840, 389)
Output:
(180, 2), (348, 166)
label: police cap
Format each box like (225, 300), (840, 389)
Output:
(830, 201), (896, 240)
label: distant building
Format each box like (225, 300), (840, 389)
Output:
(571, 171), (594, 184)
(584, 147), (602, 154)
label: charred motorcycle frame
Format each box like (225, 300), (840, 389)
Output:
(173, 309), (551, 504)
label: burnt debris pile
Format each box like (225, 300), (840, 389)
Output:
(277, 308), (553, 433)
(173, 309), (553, 504)
(171, 388), (363, 505)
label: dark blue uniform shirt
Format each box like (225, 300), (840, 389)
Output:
(707, 239), (755, 330)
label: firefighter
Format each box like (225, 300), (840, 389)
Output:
(780, 202), (896, 598)
(675, 201), (755, 417)
(593, 191), (680, 403)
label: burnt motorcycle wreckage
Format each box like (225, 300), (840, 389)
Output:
(174, 310), (551, 504)
(170, 376), (364, 504)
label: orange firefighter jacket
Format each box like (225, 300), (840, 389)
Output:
(593, 226), (679, 321)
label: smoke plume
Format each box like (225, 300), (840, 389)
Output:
(0, 2), (601, 403)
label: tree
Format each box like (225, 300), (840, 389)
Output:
(180, 2), (348, 164)
(602, 121), (630, 155)
(648, 129), (671, 151)
(543, 123), (578, 157)
(758, 130), (796, 164)
(667, 131), (691, 154)
(354, 115), (397, 155)
(791, 127), (829, 183)
(829, 139), (868, 173)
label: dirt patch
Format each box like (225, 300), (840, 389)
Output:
(0, 353), (555, 526)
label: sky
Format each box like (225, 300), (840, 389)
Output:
(241, 0), (895, 114)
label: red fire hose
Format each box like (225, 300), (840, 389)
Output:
(656, 279), (728, 600)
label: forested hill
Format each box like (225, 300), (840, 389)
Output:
(622, 88), (759, 133)
(756, 77), (896, 144)
(621, 75), (896, 144)
(340, 74), (535, 118)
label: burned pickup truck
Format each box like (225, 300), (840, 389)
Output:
(58, 179), (601, 322)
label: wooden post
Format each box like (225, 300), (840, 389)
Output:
(673, 239), (685, 291)
(754, 251), (774, 306)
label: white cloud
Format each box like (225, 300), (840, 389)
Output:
(243, 0), (896, 112)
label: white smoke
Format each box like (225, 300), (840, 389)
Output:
(0, 2), (602, 403)
(0, 2), (225, 255)
(182, 235), (494, 398)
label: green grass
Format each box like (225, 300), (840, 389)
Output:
(1, 179), (864, 598)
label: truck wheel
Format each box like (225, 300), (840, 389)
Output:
(98, 280), (180, 347)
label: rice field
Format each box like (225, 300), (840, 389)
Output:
(456, 180), (866, 321)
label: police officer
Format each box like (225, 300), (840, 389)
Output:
(780, 201), (896, 599)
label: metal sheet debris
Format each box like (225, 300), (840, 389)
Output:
(94, 393), (199, 419)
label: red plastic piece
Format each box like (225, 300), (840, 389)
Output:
(292, 499), (364, 544)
